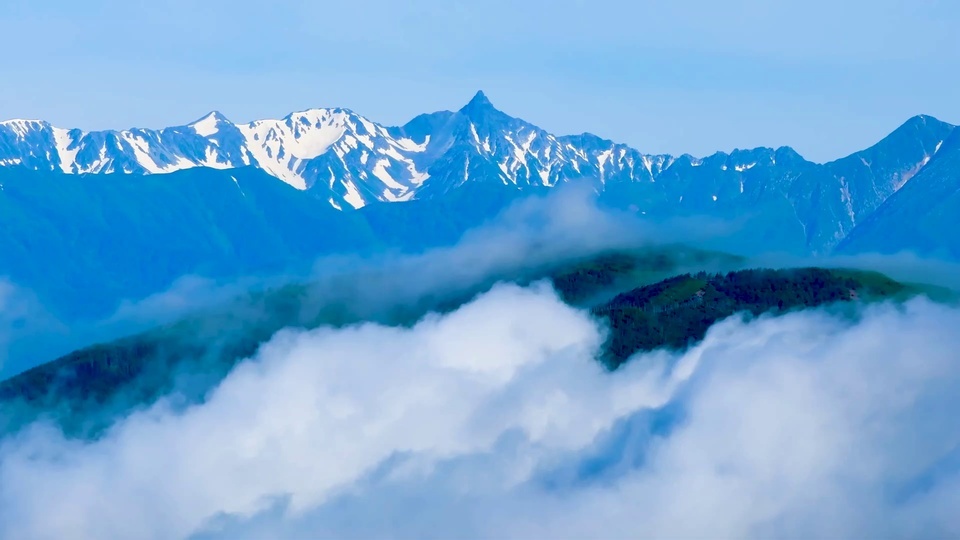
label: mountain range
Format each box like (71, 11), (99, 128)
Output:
(0, 92), (675, 210)
(0, 92), (958, 322)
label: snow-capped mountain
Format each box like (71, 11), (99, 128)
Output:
(0, 107), (428, 210)
(0, 91), (680, 211)
(0, 91), (954, 252)
(399, 92), (675, 198)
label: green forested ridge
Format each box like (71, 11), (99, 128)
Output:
(594, 267), (931, 367)
(0, 251), (945, 438)
(0, 247), (737, 436)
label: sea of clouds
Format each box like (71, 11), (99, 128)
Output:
(3, 186), (960, 539)
(2, 280), (960, 539)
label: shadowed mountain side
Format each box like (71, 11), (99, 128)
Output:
(0, 166), (379, 321)
(837, 127), (960, 259)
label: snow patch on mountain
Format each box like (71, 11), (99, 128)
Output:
(190, 112), (224, 137)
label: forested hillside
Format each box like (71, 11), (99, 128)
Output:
(0, 247), (735, 436)
(595, 267), (923, 367)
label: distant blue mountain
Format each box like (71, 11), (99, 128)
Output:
(0, 164), (543, 322)
(836, 125), (960, 259)
(0, 167), (377, 321)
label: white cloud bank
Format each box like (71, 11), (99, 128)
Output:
(1, 283), (960, 540)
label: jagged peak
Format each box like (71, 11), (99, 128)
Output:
(824, 114), (957, 168)
(885, 114), (954, 140)
(284, 106), (354, 118)
(190, 110), (229, 123)
(674, 153), (701, 165)
(271, 107), (372, 131)
(187, 111), (232, 137)
(464, 90), (492, 108)
(772, 145), (806, 163)
(458, 90), (503, 119)
(558, 132), (615, 146)
(903, 114), (950, 128)
(0, 118), (48, 130)
(0, 119), (53, 139)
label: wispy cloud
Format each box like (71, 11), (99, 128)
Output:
(0, 280), (69, 375)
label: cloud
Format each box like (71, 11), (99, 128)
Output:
(1, 279), (960, 539)
(0, 280), (68, 376)
(0, 282), (665, 539)
(106, 276), (257, 326)
(302, 185), (737, 310)
(0, 274), (262, 380)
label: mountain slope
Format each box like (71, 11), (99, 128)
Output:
(0, 166), (380, 321)
(789, 114), (954, 250)
(836, 126), (960, 258)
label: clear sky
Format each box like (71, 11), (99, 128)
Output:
(2, 0), (957, 162)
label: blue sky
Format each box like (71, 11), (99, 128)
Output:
(2, 0), (957, 162)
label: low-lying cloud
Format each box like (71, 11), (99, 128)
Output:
(0, 279), (69, 376)
(0, 275), (256, 380)
(305, 184), (728, 303)
(2, 280), (960, 539)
